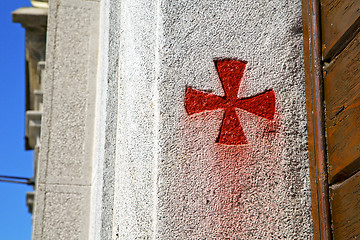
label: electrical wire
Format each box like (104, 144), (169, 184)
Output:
(0, 175), (34, 185)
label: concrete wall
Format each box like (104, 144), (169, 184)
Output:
(34, 0), (313, 239)
(32, 0), (99, 239)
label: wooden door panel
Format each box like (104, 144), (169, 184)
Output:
(330, 170), (360, 239)
(324, 32), (360, 184)
(321, 0), (360, 61)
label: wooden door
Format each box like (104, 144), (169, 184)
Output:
(302, 0), (360, 239)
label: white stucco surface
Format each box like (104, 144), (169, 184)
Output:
(34, 0), (312, 239)
(110, 0), (312, 239)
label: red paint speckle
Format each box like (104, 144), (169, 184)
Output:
(185, 60), (276, 145)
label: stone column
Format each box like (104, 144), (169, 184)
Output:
(30, 0), (100, 239)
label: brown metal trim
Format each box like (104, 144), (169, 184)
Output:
(301, 0), (332, 239)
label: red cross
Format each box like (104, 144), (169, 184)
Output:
(185, 60), (276, 145)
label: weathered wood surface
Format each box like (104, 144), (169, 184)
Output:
(330, 170), (360, 239)
(302, 0), (332, 239)
(302, 2), (320, 237)
(324, 31), (360, 184)
(321, 0), (360, 61)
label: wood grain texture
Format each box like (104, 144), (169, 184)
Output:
(321, 0), (360, 61)
(302, 0), (332, 239)
(324, 31), (360, 184)
(330, 170), (360, 239)
(302, 2), (320, 237)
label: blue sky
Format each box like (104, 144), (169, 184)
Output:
(0, 1), (34, 239)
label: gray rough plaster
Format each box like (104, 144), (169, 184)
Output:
(112, 0), (158, 238)
(111, 0), (312, 239)
(41, 0), (98, 186)
(88, 0), (122, 239)
(38, 184), (91, 240)
(33, 0), (99, 239)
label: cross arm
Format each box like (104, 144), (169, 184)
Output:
(236, 90), (276, 120)
(185, 87), (226, 115)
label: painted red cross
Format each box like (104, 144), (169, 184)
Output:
(185, 60), (275, 145)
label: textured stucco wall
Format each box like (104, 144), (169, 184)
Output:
(89, 0), (121, 239)
(109, 0), (313, 239)
(35, 0), (312, 239)
(32, 0), (99, 239)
